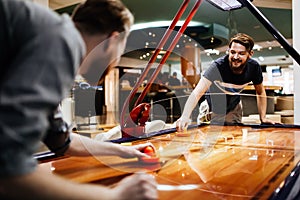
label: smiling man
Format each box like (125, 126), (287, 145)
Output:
(176, 33), (274, 130)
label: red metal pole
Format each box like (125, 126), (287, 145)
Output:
(134, 0), (203, 107)
(120, 0), (191, 128)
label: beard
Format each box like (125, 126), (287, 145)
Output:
(229, 58), (247, 74)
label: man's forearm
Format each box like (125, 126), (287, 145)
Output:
(256, 93), (267, 121)
(65, 133), (123, 157)
(0, 166), (116, 200)
(181, 77), (211, 120)
(181, 91), (200, 119)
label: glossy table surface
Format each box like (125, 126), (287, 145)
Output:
(39, 125), (300, 199)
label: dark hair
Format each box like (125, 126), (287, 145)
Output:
(229, 33), (254, 52)
(72, 0), (133, 35)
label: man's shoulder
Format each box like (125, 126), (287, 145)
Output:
(246, 58), (261, 72)
(212, 55), (228, 67)
(247, 58), (260, 66)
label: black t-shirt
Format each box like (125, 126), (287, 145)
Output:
(203, 55), (263, 114)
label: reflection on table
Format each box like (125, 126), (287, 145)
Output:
(40, 125), (300, 200)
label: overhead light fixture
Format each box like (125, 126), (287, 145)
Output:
(207, 0), (300, 65)
(157, 55), (162, 59)
(131, 20), (207, 31)
(253, 44), (262, 51)
(205, 49), (220, 55)
(206, 0), (252, 11)
(150, 50), (167, 54)
(258, 56), (264, 62)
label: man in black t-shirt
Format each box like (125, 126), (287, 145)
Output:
(176, 33), (275, 130)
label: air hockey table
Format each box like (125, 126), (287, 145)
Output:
(36, 0), (300, 198)
(39, 124), (300, 200)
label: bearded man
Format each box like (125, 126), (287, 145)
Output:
(176, 33), (274, 130)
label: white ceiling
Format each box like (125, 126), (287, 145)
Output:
(48, 0), (294, 66)
(49, 0), (292, 11)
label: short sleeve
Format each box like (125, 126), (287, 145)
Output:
(203, 61), (222, 82)
(251, 61), (263, 85)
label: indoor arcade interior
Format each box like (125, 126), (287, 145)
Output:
(17, 0), (300, 199)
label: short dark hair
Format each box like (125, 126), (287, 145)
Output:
(72, 0), (133, 35)
(229, 33), (254, 52)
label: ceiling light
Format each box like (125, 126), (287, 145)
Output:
(204, 49), (220, 55)
(258, 56), (264, 61)
(206, 0), (251, 11)
(131, 21), (207, 31)
(207, 0), (242, 10)
(253, 44), (262, 51)
(150, 50), (167, 54)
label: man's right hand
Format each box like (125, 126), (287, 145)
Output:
(175, 117), (191, 132)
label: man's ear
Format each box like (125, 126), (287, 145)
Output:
(249, 50), (254, 57)
(104, 31), (120, 53)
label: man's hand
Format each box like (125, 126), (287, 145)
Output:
(175, 117), (191, 132)
(118, 143), (157, 159)
(113, 173), (158, 200)
(260, 117), (276, 125)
